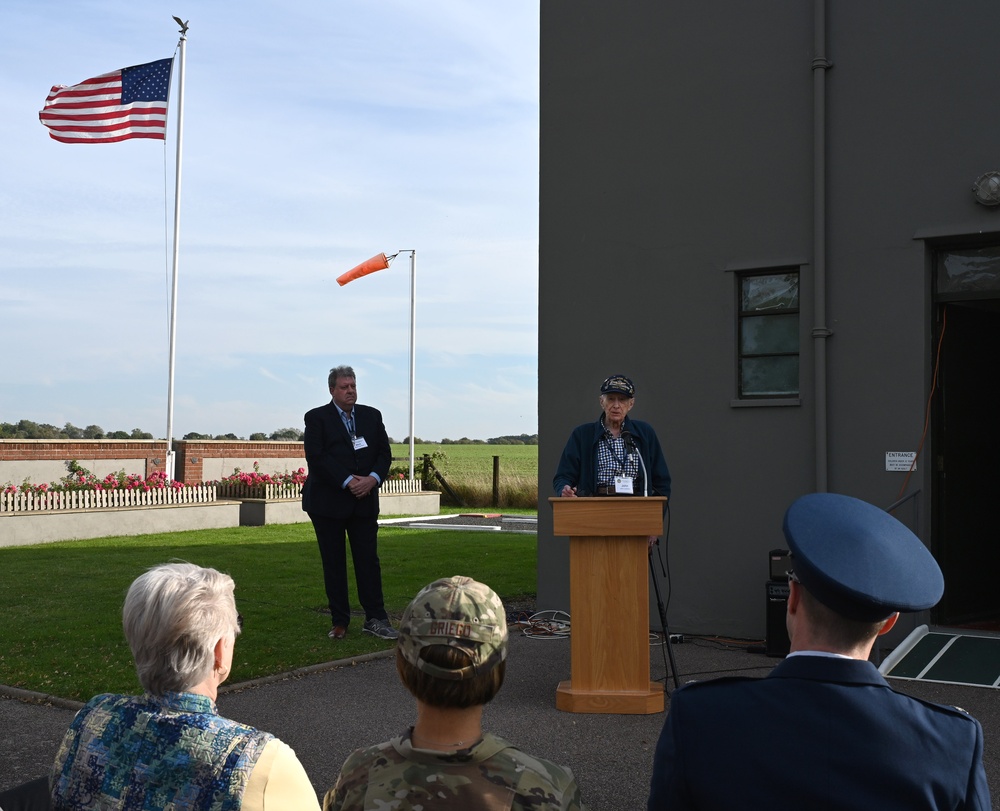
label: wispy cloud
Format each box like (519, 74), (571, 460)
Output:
(1, 0), (539, 441)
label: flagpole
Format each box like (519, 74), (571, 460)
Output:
(165, 18), (188, 481)
(408, 250), (416, 480)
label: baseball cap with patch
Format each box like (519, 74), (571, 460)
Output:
(600, 374), (635, 397)
(398, 576), (508, 681)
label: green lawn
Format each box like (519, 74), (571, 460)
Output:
(0, 522), (536, 701)
(391, 444), (537, 483)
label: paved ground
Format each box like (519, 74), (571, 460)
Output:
(5, 631), (1000, 811)
(381, 512), (538, 533)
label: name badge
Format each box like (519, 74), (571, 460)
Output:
(352, 436), (368, 451)
(614, 476), (633, 495)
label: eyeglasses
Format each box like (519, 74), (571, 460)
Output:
(786, 570), (800, 584)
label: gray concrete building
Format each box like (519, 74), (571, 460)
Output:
(538, 1), (1000, 642)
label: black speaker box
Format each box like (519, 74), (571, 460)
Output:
(769, 548), (790, 581)
(765, 580), (790, 657)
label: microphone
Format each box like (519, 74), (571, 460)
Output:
(622, 431), (648, 497)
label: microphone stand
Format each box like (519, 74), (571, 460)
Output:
(650, 543), (680, 690)
(623, 430), (648, 497)
(626, 431), (680, 691)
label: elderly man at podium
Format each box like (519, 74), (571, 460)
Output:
(550, 374), (676, 711)
(553, 374), (671, 512)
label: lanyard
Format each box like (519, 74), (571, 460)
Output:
(602, 433), (629, 472)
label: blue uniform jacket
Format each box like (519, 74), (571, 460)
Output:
(553, 416), (671, 498)
(648, 655), (990, 810)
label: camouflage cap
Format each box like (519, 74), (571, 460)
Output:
(398, 576), (508, 681)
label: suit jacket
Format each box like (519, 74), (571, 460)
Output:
(301, 401), (392, 519)
(648, 655), (990, 811)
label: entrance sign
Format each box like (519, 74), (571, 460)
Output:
(886, 451), (917, 472)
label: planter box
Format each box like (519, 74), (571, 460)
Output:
(235, 498), (307, 527)
(214, 483), (301, 501)
(0, 502), (241, 547)
(382, 491), (441, 516)
(0, 485), (440, 544)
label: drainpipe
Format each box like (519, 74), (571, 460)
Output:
(812, 0), (833, 492)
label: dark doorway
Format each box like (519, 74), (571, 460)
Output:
(932, 299), (1000, 624)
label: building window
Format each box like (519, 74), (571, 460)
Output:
(935, 245), (1000, 297)
(737, 270), (799, 398)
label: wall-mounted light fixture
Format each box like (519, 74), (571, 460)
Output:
(972, 171), (1000, 206)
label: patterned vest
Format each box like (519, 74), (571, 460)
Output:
(52, 691), (273, 811)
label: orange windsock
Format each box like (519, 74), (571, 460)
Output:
(337, 252), (390, 286)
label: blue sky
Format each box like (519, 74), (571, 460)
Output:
(1, 1), (539, 442)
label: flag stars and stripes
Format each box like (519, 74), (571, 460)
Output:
(39, 58), (174, 144)
(121, 59), (173, 104)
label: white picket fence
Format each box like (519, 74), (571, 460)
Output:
(215, 479), (424, 499)
(381, 478), (423, 494)
(0, 485), (217, 513)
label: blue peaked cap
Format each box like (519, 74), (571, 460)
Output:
(783, 493), (944, 622)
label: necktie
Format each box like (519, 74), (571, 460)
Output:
(345, 413), (355, 436)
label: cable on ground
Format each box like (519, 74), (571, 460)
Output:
(513, 609), (571, 639)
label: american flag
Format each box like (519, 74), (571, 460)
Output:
(39, 58), (174, 144)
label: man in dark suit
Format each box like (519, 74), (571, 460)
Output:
(302, 365), (397, 640)
(648, 492), (990, 811)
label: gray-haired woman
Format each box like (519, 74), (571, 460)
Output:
(51, 562), (320, 811)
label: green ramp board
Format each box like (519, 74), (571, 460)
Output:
(880, 625), (1000, 688)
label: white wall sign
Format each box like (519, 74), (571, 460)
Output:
(885, 451), (917, 472)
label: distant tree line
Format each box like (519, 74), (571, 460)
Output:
(188, 428), (304, 441)
(2, 420), (537, 445)
(0, 420), (154, 440)
(440, 434), (539, 446)
(0, 420), (304, 441)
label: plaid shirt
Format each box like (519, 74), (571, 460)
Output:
(596, 417), (639, 485)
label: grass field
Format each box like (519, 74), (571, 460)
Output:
(0, 446), (542, 698)
(391, 443), (539, 508)
(390, 443), (537, 479)
(0, 522), (536, 701)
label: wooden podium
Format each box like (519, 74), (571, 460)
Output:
(549, 496), (667, 714)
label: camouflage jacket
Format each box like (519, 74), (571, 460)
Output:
(324, 729), (587, 811)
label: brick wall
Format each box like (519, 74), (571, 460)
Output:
(0, 439), (168, 485)
(0, 439), (306, 485)
(174, 441), (305, 483)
